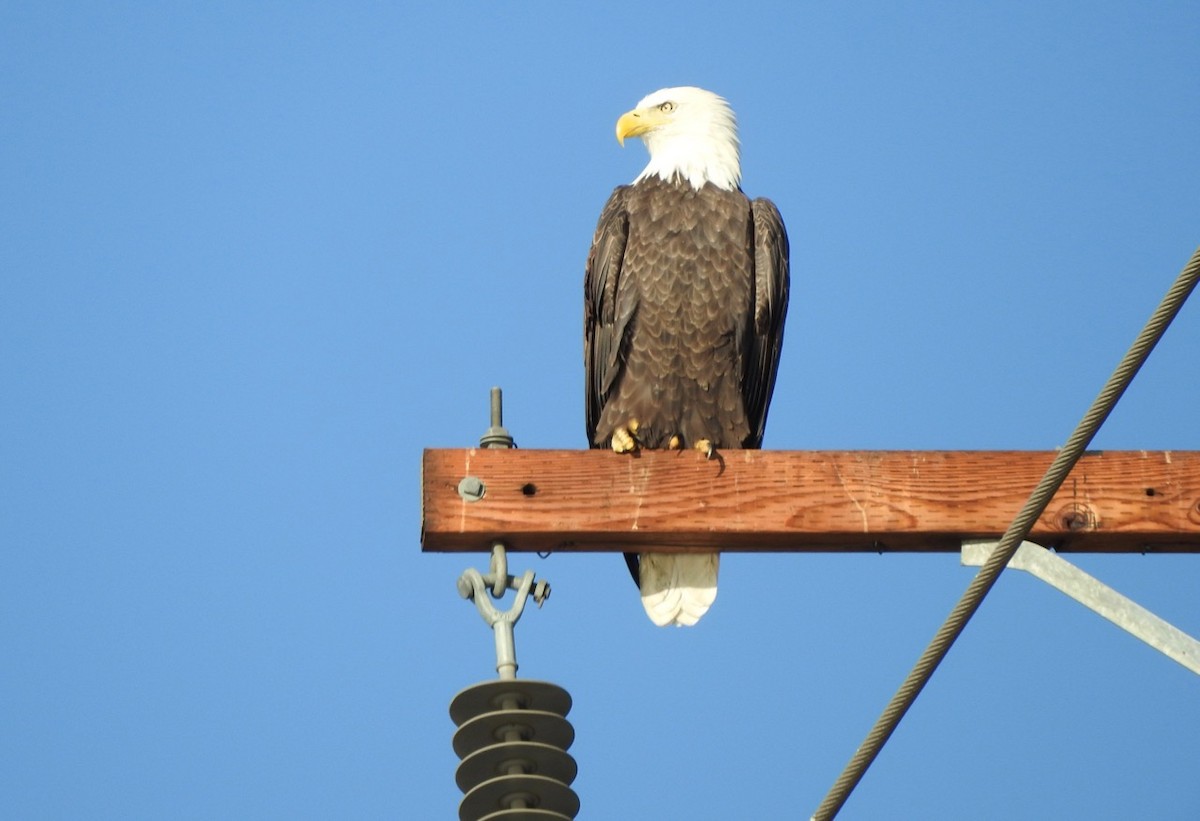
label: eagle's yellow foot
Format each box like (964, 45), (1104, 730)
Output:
(694, 438), (716, 459)
(667, 434), (683, 450)
(611, 419), (640, 454)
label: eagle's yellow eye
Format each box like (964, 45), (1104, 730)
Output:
(658, 101), (675, 113)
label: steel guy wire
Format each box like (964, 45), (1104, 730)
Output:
(812, 244), (1200, 821)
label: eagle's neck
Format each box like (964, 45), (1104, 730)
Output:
(635, 122), (741, 192)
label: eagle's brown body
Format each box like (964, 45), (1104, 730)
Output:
(585, 176), (788, 455)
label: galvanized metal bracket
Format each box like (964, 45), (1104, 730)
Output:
(962, 539), (1199, 675)
(457, 543), (550, 680)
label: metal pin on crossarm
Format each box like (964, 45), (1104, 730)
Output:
(479, 386), (515, 450)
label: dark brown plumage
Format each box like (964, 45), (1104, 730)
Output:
(585, 176), (789, 454)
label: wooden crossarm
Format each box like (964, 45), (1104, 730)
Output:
(421, 449), (1200, 554)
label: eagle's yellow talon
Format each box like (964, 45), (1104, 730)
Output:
(694, 439), (715, 459)
(611, 422), (641, 454)
(668, 435), (682, 450)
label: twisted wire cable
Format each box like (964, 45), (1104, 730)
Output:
(813, 245), (1200, 821)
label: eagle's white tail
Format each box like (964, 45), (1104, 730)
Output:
(638, 552), (720, 627)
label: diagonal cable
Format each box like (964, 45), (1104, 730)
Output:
(812, 244), (1200, 821)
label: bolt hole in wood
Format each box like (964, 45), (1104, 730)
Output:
(1145, 487), (1156, 496)
(521, 483), (538, 497)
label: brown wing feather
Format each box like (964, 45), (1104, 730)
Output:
(744, 198), (790, 447)
(584, 186), (632, 443)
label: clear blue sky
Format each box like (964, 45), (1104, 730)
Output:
(3, 3), (1198, 819)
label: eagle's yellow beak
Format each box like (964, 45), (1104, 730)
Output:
(615, 106), (670, 146)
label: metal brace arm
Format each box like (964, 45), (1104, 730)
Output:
(962, 539), (1199, 675)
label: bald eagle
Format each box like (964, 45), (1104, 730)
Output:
(584, 87), (789, 626)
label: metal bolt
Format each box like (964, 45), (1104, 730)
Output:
(457, 576), (474, 599)
(479, 386), (515, 449)
(458, 476), (486, 502)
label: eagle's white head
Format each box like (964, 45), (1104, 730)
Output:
(616, 86), (741, 192)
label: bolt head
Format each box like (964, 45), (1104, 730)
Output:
(457, 476), (485, 501)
